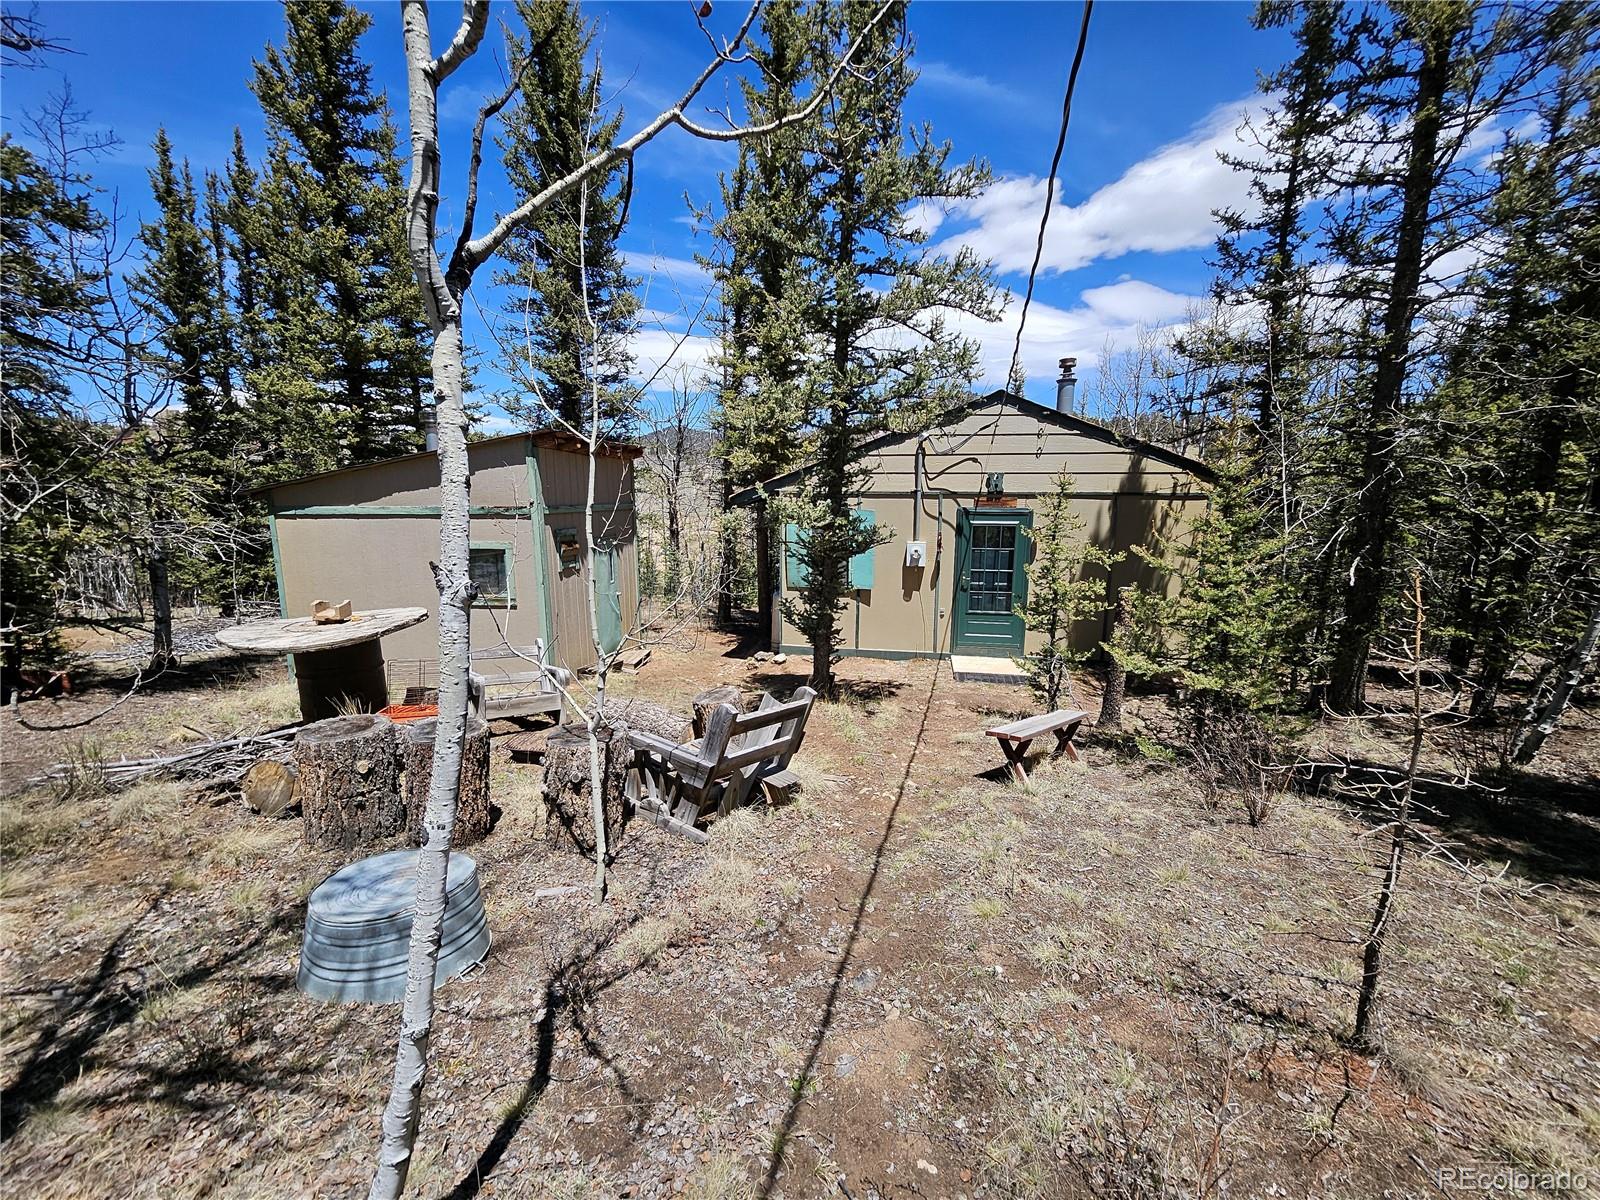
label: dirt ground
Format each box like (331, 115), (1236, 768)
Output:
(2, 626), (1597, 1199)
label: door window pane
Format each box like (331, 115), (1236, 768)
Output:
(968, 524), (1016, 613)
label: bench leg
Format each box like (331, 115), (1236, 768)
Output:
(1053, 727), (1083, 765)
(1000, 738), (1032, 785)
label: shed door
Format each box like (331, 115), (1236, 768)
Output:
(953, 509), (1031, 655)
(593, 545), (623, 657)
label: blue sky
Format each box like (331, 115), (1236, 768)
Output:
(4, 1), (1295, 424)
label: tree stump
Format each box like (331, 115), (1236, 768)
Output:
(295, 714), (403, 851)
(603, 698), (692, 744)
(691, 686), (743, 739)
(403, 716), (492, 847)
(543, 724), (631, 859)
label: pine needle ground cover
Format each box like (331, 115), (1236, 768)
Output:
(1, 632), (1595, 1199)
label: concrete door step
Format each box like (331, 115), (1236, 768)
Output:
(951, 655), (1028, 685)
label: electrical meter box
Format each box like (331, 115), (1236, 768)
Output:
(904, 541), (927, 568)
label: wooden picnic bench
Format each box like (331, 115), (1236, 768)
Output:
(626, 686), (817, 843)
(985, 708), (1087, 784)
(468, 640), (570, 724)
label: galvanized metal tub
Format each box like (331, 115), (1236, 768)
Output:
(298, 849), (491, 1004)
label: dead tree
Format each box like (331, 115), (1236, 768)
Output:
(1509, 579), (1600, 766)
(370, 5), (896, 1196)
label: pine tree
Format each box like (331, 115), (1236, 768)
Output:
(708, 0), (816, 640)
(1320, 1), (1567, 712)
(780, 0), (1004, 697)
(131, 130), (232, 458)
(496, 0), (638, 430)
(1428, 23), (1600, 733)
(0, 133), (107, 672)
(1019, 471), (1120, 711)
(249, 0), (428, 464)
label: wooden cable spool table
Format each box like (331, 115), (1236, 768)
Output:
(215, 607), (429, 722)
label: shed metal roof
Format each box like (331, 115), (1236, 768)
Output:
(727, 390), (1212, 506)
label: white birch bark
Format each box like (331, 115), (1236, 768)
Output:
(369, 5), (896, 1192)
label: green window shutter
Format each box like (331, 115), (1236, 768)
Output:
(787, 509), (875, 590)
(785, 524), (808, 589)
(849, 509), (875, 589)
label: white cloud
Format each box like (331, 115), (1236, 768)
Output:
(936, 96), (1268, 276)
(630, 326), (718, 388)
(902, 199), (948, 238)
(916, 61), (1028, 109)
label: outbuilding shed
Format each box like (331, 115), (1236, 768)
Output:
(732, 388), (1212, 661)
(258, 431), (642, 686)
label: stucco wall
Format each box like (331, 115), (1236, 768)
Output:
(267, 432), (642, 689)
(271, 512), (545, 694)
(773, 399), (1208, 659)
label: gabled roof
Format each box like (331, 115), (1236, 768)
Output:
(249, 429), (643, 497)
(728, 389), (1212, 506)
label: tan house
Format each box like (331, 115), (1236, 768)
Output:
(258, 431), (642, 685)
(732, 389), (1211, 661)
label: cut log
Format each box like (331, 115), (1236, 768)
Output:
(312, 598), (353, 624)
(760, 768), (802, 808)
(691, 686), (743, 739)
(242, 759), (299, 818)
(402, 715), (491, 846)
(295, 714), (402, 851)
(543, 724), (631, 860)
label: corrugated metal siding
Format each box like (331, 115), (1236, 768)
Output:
(537, 446), (633, 511)
(268, 436), (533, 511)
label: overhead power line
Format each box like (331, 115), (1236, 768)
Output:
(1006, 0), (1094, 395)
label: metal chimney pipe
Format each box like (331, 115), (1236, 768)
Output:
(423, 410), (438, 452)
(1056, 357), (1077, 414)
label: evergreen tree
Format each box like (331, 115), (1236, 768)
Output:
(497, 0), (638, 430)
(708, 0), (817, 639)
(1429, 28), (1600, 731)
(0, 133), (107, 672)
(249, 0), (427, 464)
(131, 130), (231, 457)
(779, 0), (1004, 697)
(1019, 471), (1120, 711)
(1319, 1), (1566, 712)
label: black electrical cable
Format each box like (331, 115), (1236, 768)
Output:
(1006, 0), (1094, 394)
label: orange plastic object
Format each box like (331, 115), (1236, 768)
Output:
(378, 703), (439, 723)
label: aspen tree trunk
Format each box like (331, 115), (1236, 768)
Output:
(369, 6), (894, 1191)
(370, 9), (482, 1196)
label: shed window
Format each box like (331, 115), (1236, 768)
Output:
(469, 544), (513, 605)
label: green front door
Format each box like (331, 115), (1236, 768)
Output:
(594, 545), (623, 656)
(953, 509), (1031, 655)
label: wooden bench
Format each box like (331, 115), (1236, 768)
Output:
(626, 686), (817, 843)
(468, 640), (570, 724)
(985, 708), (1087, 784)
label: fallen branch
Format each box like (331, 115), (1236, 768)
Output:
(28, 724), (301, 792)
